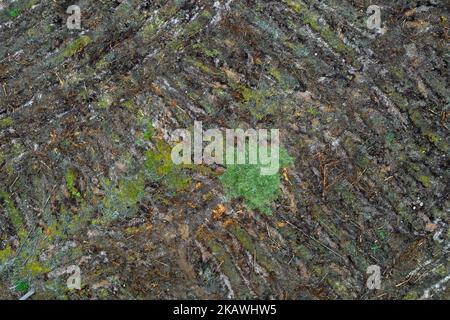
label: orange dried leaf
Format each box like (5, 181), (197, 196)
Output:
(212, 204), (226, 220)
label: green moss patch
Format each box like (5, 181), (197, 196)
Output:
(219, 147), (293, 215)
(62, 36), (92, 58)
(65, 169), (81, 198)
(0, 191), (24, 231)
(144, 124), (190, 192)
(0, 117), (13, 129)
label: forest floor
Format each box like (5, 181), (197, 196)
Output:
(0, 0), (449, 299)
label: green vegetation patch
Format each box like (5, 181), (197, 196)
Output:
(0, 117), (13, 129)
(65, 169), (81, 198)
(14, 280), (29, 293)
(8, 8), (20, 18)
(144, 123), (190, 192)
(0, 191), (24, 231)
(62, 36), (92, 58)
(98, 175), (145, 225)
(219, 146), (293, 215)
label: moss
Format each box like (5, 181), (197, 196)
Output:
(26, 26), (40, 37)
(18, 228), (28, 240)
(417, 175), (431, 188)
(371, 244), (380, 254)
(24, 260), (49, 277)
(388, 90), (409, 111)
(46, 221), (67, 241)
(192, 43), (219, 58)
(200, 9), (212, 19)
(180, 19), (200, 36)
(0, 191), (23, 231)
(285, 1), (355, 62)
(356, 152), (370, 169)
(284, 0), (302, 13)
(296, 245), (312, 261)
(408, 108), (449, 152)
(335, 182), (357, 207)
(143, 122), (155, 141)
(229, 82), (279, 120)
(390, 65), (407, 82)
(0, 117), (13, 129)
(219, 146), (293, 215)
(424, 132), (440, 144)
(0, 245), (13, 263)
(209, 240), (247, 291)
(312, 265), (325, 277)
(96, 94), (113, 109)
(342, 241), (368, 271)
(95, 57), (109, 70)
(233, 223), (257, 251)
(269, 67), (282, 82)
(125, 226), (144, 235)
(167, 38), (184, 51)
(423, 73), (449, 99)
(141, 16), (164, 38)
(285, 41), (310, 57)
(8, 8), (20, 18)
(377, 228), (387, 241)
(144, 124), (190, 192)
(145, 141), (190, 192)
(65, 169), (81, 198)
(434, 265), (448, 277)
(384, 132), (395, 148)
(62, 35), (92, 58)
(306, 105), (320, 117)
(184, 11), (212, 36)
(186, 57), (221, 77)
(396, 203), (409, 222)
(122, 100), (138, 114)
(98, 173), (145, 225)
(117, 175), (145, 207)
(403, 290), (418, 300)
(14, 281), (29, 293)
(11, 141), (25, 157)
(327, 279), (349, 298)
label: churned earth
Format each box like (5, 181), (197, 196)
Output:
(0, 0), (449, 299)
